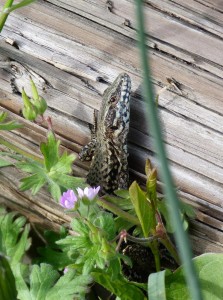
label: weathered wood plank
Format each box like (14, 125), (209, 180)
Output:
(0, 0), (223, 254)
(45, 0), (223, 77)
(0, 165), (72, 232)
(148, 0), (223, 38)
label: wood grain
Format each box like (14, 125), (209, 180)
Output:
(0, 0), (222, 254)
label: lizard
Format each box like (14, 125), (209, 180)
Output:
(79, 73), (131, 194)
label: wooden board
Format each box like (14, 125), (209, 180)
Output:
(0, 0), (223, 254)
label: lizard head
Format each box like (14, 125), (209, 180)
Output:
(101, 73), (131, 139)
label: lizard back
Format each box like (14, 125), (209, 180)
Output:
(80, 73), (131, 194)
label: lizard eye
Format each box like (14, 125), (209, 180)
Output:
(110, 96), (116, 103)
(110, 125), (118, 130)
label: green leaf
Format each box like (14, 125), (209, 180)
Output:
(107, 257), (122, 280)
(93, 272), (146, 300)
(103, 194), (133, 210)
(19, 173), (47, 194)
(22, 88), (38, 121)
(0, 157), (13, 167)
(48, 180), (62, 201)
(129, 181), (153, 237)
(0, 111), (23, 130)
(114, 216), (135, 233)
(18, 160), (47, 194)
(57, 219), (91, 251)
(114, 189), (130, 199)
(17, 131), (79, 200)
(93, 212), (116, 240)
(30, 77), (39, 100)
(13, 263), (31, 299)
(70, 218), (89, 236)
(56, 216), (117, 276)
(146, 168), (157, 205)
(0, 254), (17, 300)
(0, 120), (23, 130)
(157, 199), (191, 233)
(12, 263), (91, 300)
(37, 229), (73, 269)
(17, 160), (44, 174)
(0, 212), (31, 266)
(148, 270), (167, 300)
(54, 174), (85, 190)
(180, 201), (196, 219)
(37, 247), (73, 269)
(58, 235), (90, 251)
(157, 199), (174, 233)
(145, 159), (152, 177)
(49, 152), (75, 177)
(11, 224), (31, 266)
(46, 269), (92, 299)
(30, 264), (59, 299)
(82, 251), (99, 274)
(40, 131), (60, 171)
(165, 253), (223, 300)
(0, 111), (7, 122)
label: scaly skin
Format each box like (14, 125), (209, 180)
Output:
(79, 73), (131, 193)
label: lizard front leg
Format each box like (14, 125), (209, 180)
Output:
(79, 110), (98, 161)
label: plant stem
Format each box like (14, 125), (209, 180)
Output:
(0, 0), (36, 32)
(0, 0), (13, 32)
(150, 241), (160, 272)
(3, 0), (14, 9)
(97, 198), (140, 226)
(0, 137), (43, 164)
(160, 235), (180, 266)
(135, 1), (203, 299)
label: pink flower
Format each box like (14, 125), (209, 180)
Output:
(60, 189), (78, 209)
(77, 186), (100, 202)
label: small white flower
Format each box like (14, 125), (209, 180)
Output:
(77, 186), (100, 202)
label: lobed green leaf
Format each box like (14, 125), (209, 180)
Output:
(40, 131), (60, 171)
(0, 212), (31, 265)
(0, 254), (17, 300)
(19, 173), (47, 194)
(129, 181), (153, 237)
(93, 271), (146, 300)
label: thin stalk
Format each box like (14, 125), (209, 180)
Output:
(0, 0), (35, 32)
(0, 137), (43, 164)
(97, 198), (140, 225)
(150, 241), (160, 272)
(159, 236), (180, 266)
(7, 0), (36, 13)
(0, 0), (13, 32)
(3, 0), (14, 9)
(135, 1), (203, 299)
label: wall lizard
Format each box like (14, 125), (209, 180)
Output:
(79, 73), (131, 194)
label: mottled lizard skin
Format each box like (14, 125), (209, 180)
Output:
(79, 73), (131, 194)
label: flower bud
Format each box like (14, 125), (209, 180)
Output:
(30, 78), (47, 115)
(21, 88), (38, 121)
(77, 186), (100, 205)
(33, 96), (47, 115)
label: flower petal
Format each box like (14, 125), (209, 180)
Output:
(60, 189), (78, 209)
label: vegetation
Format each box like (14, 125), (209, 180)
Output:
(0, 1), (222, 299)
